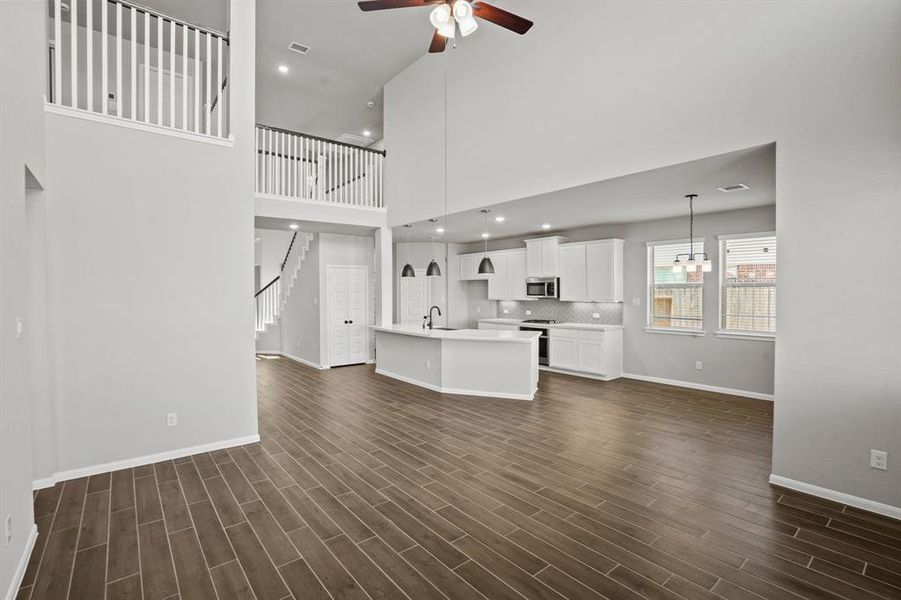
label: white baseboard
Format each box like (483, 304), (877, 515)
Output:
(4, 524), (37, 600)
(375, 368), (535, 401)
(32, 434), (260, 490)
(272, 351), (329, 370)
(622, 372), (774, 401)
(769, 474), (901, 521)
(540, 366), (618, 382)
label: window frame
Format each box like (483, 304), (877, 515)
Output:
(717, 231), (777, 340)
(645, 238), (706, 335)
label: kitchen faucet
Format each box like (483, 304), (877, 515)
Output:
(427, 305), (442, 330)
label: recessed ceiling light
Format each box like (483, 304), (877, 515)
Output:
(495, 216), (505, 222)
(481, 232), (490, 239)
(541, 223), (551, 229)
(436, 227), (445, 233)
(289, 223), (299, 230)
(277, 64), (289, 74)
(717, 183), (750, 193)
(363, 130), (372, 137)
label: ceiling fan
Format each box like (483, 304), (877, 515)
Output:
(357, 0), (533, 53)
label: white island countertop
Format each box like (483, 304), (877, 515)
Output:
(372, 324), (540, 343)
(478, 318), (624, 331)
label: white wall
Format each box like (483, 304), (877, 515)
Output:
(37, 0), (258, 477)
(254, 228), (293, 288)
(0, 0), (46, 593)
(384, 3), (901, 510)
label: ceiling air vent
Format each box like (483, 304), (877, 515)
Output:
(337, 133), (373, 147)
(288, 42), (311, 55)
(717, 183), (750, 193)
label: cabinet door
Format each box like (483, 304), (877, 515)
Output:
(526, 242), (542, 277)
(558, 244), (587, 301)
(540, 240), (559, 277)
(586, 240), (623, 302)
(576, 339), (605, 374)
(458, 254), (474, 280)
(549, 337), (578, 370)
(505, 250), (527, 300)
(487, 252), (508, 300)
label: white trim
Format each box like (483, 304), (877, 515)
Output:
(622, 372), (774, 401)
(715, 330), (775, 342)
(769, 474), (901, 521)
(32, 477), (56, 490)
(272, 351), (329, 370)
(717, 230), (777, 241)
(645, 237), (704, 247)
(254, 193), (387, 212)
(540, 366), (618, 382)
(375, 368), (535, 401)
(643, 327), (706, 337)
(45, 102), (234, 147)
(32, 434), (260, 490)
(4, 524), (38, 600)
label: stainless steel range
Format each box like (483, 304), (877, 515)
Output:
(518, 319), (560, 365)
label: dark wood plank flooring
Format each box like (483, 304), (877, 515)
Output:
(19, 356), (901, 600)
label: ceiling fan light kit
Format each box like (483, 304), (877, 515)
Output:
(358, 0), (532, 53)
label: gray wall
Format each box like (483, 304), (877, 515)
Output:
(1, 0), (46, 590)
(385, 3), (901, 509)
(279, 235), (321, 365)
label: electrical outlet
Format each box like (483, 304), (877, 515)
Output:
(313, 297), (318, 305)
(476, 305), (481, 314)
(695, 361), (703, 371)
(503, 309), (509, 314)
(166, 412), (178, 427)
(592, 312), (601, 319)
(5, 515), (11, 546)
(632, 297), (641, 307)
(525, 310), (532, 316)
(425, 360), (431, 371)
(870, 450), (888, 471)
(15, 318), (24, 340)
(296, 341), (301, 348)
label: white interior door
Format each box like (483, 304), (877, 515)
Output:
(400, 269), (427, 325)
(328, 266), (369, 367)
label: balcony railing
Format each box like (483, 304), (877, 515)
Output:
(255, 124), (385, 210)
(47, 0), (230, 140)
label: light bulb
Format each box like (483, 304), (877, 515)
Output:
(672, 262), (682, 274)
(685, 259), (697, 273)
(437, 22), (455, 38)
(453, 0), (473, 21)
(701, 259), (713, 272)
(458, 16), (478, 37)
(430, 3), (451, 27)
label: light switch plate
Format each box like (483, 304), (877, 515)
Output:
(166, 413), (178, 427)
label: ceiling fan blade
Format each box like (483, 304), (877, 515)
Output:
(358, 0), (442, 11)
(472, 1), (533, 34)
(428, 29), (447, 53)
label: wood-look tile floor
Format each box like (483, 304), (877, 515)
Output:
(19, 357), (901, 600)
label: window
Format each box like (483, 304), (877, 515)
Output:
(719, 233), (777, 335)
(647, 240), (704, 331)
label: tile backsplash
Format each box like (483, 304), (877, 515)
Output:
(497, 300), (623, 325)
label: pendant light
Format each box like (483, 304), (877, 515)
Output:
(672, 194), (712, 273)
(478, 209), (495, 274)
(426, 220), (441, 277)
(401, 224), (415, 278)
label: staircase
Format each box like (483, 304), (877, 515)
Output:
(255, 232), (314, 337)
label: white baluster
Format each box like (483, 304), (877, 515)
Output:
(205, 32), (211, 134)
(143, 12), (150, 121)
(129, 6), (135, 118)
(100, 0), (107, 113)
(86, 0), (93, 111)
(216, 36), (223, 137)
(182, 25), (188, 130)
(378, 154), (383, 208)
(169, 20), (175, 127)
(116, 3), (122, 116)
(54, 0), (62, 105)
(157, 17), (163, 125)
(193, 28), (200, 132)
(70, 0), (77, 108)
(254, 127), (260, 193)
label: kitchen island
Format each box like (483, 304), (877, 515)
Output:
(372, 325), (540, 400)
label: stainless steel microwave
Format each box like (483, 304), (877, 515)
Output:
(526, 278), (559, 299)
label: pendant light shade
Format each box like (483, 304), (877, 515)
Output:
(427, 259), (442, 277)
(402, 263), (415, 278)
(478, 256), (495, 274)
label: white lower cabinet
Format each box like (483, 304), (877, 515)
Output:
(548, 327), (622, 379)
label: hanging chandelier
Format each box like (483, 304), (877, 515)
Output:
(673, 194), (712, 273)
(401, 224), (415, 278)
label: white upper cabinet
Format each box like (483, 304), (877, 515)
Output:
(487, 249), (528, 300)
(458, 253), (490, 281)
(557, 239), (624, 302)
(487, 252), (508, 299)
(525, 236), (567, 278)
(558, 244), (587, 301)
